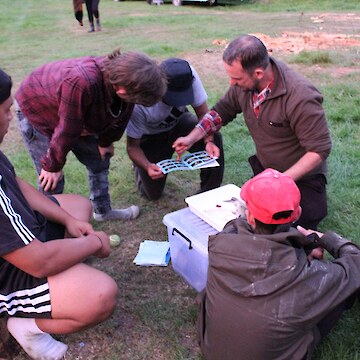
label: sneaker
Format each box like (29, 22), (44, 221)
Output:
(93, 205), (140, 222)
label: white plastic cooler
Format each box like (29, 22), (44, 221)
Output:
(163, 184), (244, 292)
(163, 207), (218, 292)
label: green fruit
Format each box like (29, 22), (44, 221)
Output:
(109, 234), (121, 247)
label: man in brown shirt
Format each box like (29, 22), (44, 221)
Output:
(173, 34), (332, 230)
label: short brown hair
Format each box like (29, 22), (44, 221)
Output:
(223, 35), (270, 75)
(103, 49), (167, 107)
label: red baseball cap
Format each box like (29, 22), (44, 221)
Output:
(240, 168), (301, 225)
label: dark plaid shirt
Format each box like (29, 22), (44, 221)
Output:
(15, 56), (134, 172)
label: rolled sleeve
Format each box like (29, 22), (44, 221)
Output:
(196, 110), (223, 136)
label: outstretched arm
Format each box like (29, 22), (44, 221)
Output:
(173, 109), (223, 157)
(3, 231), (111, 278)
(172, 127), (205, 157)
(39, 169), (64, 193)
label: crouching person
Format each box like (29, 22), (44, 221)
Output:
(0, 68), (118, 360)
(197, 168), (360, 360)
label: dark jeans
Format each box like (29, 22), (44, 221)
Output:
(248, 155), (327, 230)
(85, 0), (100, 22)
(16, 106), (112, 214)
(135, 112), (224, 200)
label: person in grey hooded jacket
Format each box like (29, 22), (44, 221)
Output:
(197, 168), (360, 360)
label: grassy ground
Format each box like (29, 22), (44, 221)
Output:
(1, 0), (360, 359)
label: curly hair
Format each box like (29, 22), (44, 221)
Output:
(103, 49), (167, 107)
(223, 35), (270, 75)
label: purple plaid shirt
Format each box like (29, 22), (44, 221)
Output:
(15, 56), (134, 172)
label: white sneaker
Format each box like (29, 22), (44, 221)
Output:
(93, 205), (140, 222)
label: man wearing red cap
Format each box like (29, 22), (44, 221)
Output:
(197, 168), (360, 360)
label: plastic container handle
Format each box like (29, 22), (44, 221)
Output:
(172, 228), (193, 249)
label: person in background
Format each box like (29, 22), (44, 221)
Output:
(85, 0), (101, 32)
(15, 49), (167, 222)
(73, 0), (84, 27)
(173, 34), (332, 230)
(198, 168), (360, 360)
(126, 58), (224, 200)
(0, 68), (118, 360)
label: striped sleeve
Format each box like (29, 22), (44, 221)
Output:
(0, 175), (35, 252)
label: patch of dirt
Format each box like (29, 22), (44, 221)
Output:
(255, 31), (360, 54)
(208, 12), (360, 54)
(308, 12), (360, 22)
(186, 12), (360, 82)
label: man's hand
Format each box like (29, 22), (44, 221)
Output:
(98, 144), (114, 161)
(205, 142), (220, 159)
(172, 136), (192, 159)
(297, 225), (324, 238)
(297, 225), (324, 260)
(64, 218), (94, 238)
(39, 169), (64, 192)
(92, 231), (111, 258)
(147, 163), (165, 179)
(173, 127), (205, 159)
(307, 247), (324, 260)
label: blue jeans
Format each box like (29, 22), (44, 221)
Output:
(16, 104), (112, 214)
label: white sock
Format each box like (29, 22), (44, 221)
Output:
(93, 205), (140, 221)
(7, 317), (68, 360)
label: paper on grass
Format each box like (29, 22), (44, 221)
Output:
(133, 240), (170, 266)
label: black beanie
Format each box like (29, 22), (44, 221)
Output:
(0, 68), (12, 104)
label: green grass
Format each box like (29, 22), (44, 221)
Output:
(239, 0), (360, 11)
(1, 0), (360, 359)
(291, 50), (333, 65)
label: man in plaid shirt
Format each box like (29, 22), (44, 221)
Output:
(15, 49), (167, 222)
